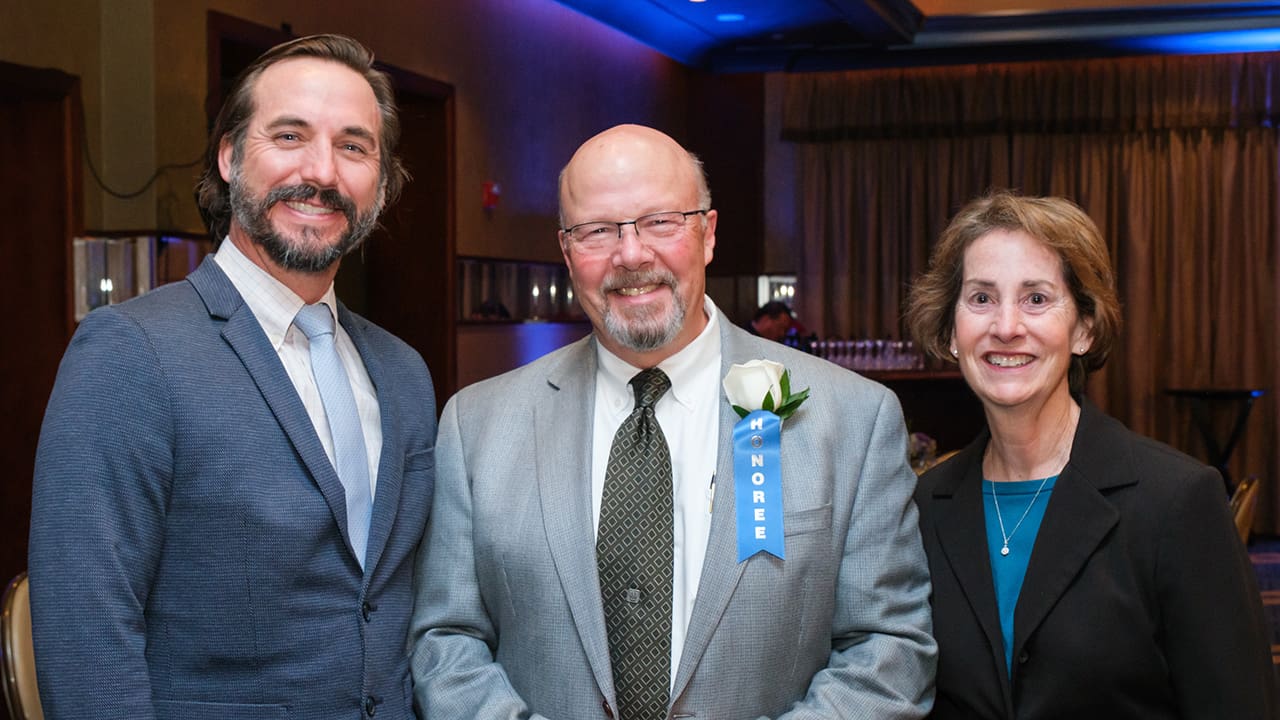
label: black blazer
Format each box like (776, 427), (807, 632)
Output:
(916, 400), (1275, 719)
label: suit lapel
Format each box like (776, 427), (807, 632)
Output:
(534, 338), (618, 701)
(672, 317), (753, 698)
(1012, 402), (1126, 663)
(188, 258), (354, 560)
(930, 440), (1013, 709)
(342, 307), (401, 577)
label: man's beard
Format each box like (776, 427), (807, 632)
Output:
(600, 269), (686, 353)
(229, 167), (382, 273)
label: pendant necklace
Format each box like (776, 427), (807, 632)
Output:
(990, 475), (1051, 557)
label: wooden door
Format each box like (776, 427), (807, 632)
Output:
(0, 60), (82, 672)
(208, 12), (457, 410)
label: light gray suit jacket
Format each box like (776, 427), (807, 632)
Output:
(411, 311), (935, 719)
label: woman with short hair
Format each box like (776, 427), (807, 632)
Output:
(906, 190), (1274, 719)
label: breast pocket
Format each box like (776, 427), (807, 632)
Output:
(401, 448), (435, 505)
(404, 448), (434, 475)
(783, 503), (832, 536)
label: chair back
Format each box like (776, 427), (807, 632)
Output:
(1, 572), (44, 720)
(1230, 475), (1260, 546)
(913, 449), (961, 475)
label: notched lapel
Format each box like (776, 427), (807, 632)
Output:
(932, 451), (1007, 685)
(534, 340), (616, 702)
(193, 258), (354, 555)
(1012, 464), (1118, 654)
(1013, 403), (1126, 658)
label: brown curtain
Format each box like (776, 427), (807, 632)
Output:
(784, 53), (1280, 533)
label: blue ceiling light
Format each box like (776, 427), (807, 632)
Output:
(551, 0), (719, 66)
(1120, 28), (1280, 55)
(552, 0), (1280, 73)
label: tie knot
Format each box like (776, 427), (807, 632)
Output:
(294, 303), (336, 341)
(629, 368), (671, 410)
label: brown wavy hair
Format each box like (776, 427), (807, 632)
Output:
(905, 190), (1121, 396)
(194, 34), (408, 241)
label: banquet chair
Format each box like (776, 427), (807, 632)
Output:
(914, 449), (961, 475)
(1229, 475), (1260, 546)
(1, 572), (44, 719)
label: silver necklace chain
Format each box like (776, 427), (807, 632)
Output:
(990, 476), (1051, 557)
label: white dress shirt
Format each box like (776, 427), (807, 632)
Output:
(591, 296), (722, 689)
(214, 239), (382, 496)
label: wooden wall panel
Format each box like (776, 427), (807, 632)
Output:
(0, 60), (81, 646)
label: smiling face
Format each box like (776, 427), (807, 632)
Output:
(218, 57), (384, 274)
(952, 229), (1094, 413)
(559, 125), (716, 367)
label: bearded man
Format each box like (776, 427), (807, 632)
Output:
(410, 124), (935, 719)
(29, 35), (435, 720)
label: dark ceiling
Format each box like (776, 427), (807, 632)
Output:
(552, 1), (1280, 72)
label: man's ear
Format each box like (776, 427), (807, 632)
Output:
(701, 209), (717, 266)
(218, 137), (234, 183)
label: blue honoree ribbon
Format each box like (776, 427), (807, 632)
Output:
(733, 410), (785, 562)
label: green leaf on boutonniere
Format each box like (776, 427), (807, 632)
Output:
(762, 389), (776, 412)
(731, 404), (750, 419)
(775, 386), (811, 420)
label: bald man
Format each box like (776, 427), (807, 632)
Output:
(410, 125), (935, 719)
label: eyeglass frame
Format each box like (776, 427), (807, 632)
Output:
(560, 209), (710, 250)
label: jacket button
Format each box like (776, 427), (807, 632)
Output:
(601, 699), (614, 718)
(362, 601), (374, 622)
(1018, 650), (1030, 664)
(365, 696), (377, 716)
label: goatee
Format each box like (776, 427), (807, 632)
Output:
(229, 171), (382, 273)
(600, 269), (685, 353)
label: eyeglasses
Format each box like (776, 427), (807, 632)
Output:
(561, 209), (709, 255)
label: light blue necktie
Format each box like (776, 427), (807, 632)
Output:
(294, 303), (373, 569)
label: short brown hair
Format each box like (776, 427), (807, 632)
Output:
(195, 34), (408, 240)
(905, 190), (1121, 395)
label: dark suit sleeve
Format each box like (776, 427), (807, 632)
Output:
(1157, 465), (1276, 718)
(29, 307), (173, 719)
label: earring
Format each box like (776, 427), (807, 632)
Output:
(950, 346), (958, 357)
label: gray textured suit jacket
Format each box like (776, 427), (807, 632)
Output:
(29, 258), (436, 720)
(411, 310), (935, 719)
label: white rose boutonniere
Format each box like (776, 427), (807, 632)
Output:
(722, 359), (810, 421)
(723, 359), (810, 562)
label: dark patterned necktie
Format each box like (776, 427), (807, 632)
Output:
(597, 367), (674, 720)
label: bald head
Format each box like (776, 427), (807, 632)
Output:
(558, 124), (710, 229)
(555, 123), (718, 367)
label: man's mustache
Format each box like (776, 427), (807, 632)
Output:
(264, 184), (356, 219)
(602, 270), (676, 293)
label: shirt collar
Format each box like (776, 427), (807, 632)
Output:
(596, 296), (722, 412)
(213, 237), (338, 351)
